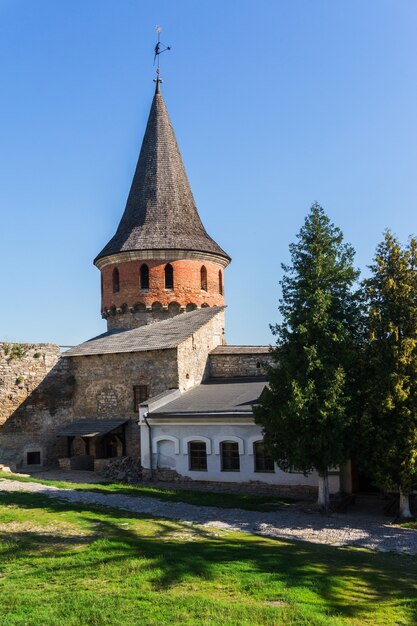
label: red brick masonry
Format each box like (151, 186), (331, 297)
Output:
(101, 258), (224, 312)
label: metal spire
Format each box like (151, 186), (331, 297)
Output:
(153, 26), (171, 91)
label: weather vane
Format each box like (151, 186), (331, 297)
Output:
(153, 26), (171, 86)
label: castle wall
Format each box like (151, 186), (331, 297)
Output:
(69, 348), (179, 457)
(0, 343), (74, 469)
(177, 310), (225, 391)
(209, 349), (273, 378)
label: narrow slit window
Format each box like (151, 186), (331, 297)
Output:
(219, 270), (223, 295)
(113, 268), (120, 293)
(200, 266), (208, 291)
(133, 385), (149, 412)
(140, 264), (149, 290)
(165, 264), (174, 290)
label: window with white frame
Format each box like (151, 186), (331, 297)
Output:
(188, 441), (207, 471)
(220, 441), (240, 471)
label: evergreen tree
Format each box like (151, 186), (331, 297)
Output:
(254, 203), (359, 509)
(358, 232), (417, 517)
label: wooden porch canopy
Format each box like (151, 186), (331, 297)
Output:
(56, 419), (128, 438)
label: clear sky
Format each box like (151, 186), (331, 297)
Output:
(1, 0), (416, 346)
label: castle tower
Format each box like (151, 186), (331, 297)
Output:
(94, 80), (231, 331)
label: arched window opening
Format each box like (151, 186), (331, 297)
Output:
(219, 270), (223, 295)
(200, 266), (208, 291)
(140, 264), (149, 290)
(165, 264), (174, 290)
(168, 302), (180, 315)
(112, 268), (120, 294)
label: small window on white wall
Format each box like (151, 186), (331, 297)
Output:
(253, 442), (275, 473)
(188, 441), (207, 471)
(220, 441), (240, 471)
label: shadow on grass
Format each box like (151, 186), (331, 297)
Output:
(0, 490), (417, 623)
(1, 473), (294, 510)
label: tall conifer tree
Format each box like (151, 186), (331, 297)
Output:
(359, 232), (417, 517)
(255, 204), (359, 509)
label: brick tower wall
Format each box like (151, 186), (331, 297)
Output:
(101, 258), (225, 330)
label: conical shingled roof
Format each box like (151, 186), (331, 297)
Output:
(95, 84), (230, 264)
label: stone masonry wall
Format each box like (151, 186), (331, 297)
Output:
(177, 310), (225, 391)
(69, 348), (179, 457)
(209, 349), (273, 378)
(0, 343), (74, 469)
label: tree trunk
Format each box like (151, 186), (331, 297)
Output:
(399, 490), (413, 518)
(317, 471), (330, 511)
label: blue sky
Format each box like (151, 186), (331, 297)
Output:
(1, 0), (416, 346)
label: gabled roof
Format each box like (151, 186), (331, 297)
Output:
(95, 85), (230, 264)
(149, 377), (267, 417)
(62, 306), (224, 357)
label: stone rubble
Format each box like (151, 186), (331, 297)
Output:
(98, 456), (143, 483)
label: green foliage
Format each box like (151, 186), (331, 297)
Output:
(255, 204), (359, 476)
(14, 376), (24, 386)
(358, 232), (417, 494)
(1, 343), (29, 361)
(0, 491), (416, 625)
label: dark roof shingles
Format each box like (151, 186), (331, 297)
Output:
(151, 377), (267, 416)
(56, 419), (128, 437)
(63, 306), (224, 357)
(95, 90), (229, 263)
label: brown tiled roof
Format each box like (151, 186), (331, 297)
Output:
(95, 85), (230, 264)
(62, 306), (225, 357)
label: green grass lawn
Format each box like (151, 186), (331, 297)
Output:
(0, 471), (294, 511)
(401, 520), (417, 530)
(0, 490), (416, 625)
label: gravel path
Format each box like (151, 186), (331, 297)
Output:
(1, 477), (417, 555)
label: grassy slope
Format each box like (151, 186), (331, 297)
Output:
(0, 491), (416, 626)
(0, 471), (294, 511)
